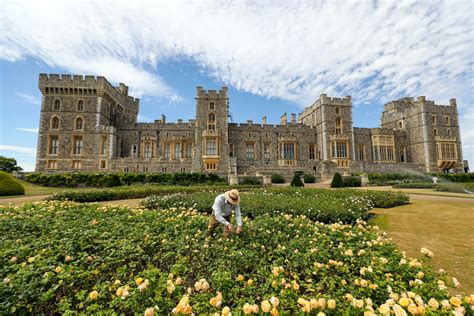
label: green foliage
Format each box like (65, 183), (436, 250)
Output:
(241, 176), (260, 185)
(270, 173), (285, 184)
(290, 175), (304, 187)
(393, 182), (435, 189)
(0, 201), (464, 314)
(330, 173), (344, 188)
(435, 182), (474, 193)
(25, 172), (226, 188)
(342, 176), (361, 187)
(432, 172), (474, 183)
(303, 173), (316, 183)
(0, 171), (25, 196)
(46, 184), (255, 203)
(141, 187), (409, 224)
(0, 156), (23, 172)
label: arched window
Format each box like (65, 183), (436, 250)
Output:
(398, 121), (403, 129)
(208, 113), (216, 131)
(433, 128), (438, 136)
(335, 107), (340, 115)
(53, 99), (61, 111)
(432, 115), (436, 124)
(209, 102), (215, 110)
(75, 117), (83, 130)
(447, 129), (452, 137)
(445, 116), (450, 125)
(77, 100), (84, 111)
(51, 116), (59, 130)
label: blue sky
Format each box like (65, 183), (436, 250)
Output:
(0, 0), (473, 171)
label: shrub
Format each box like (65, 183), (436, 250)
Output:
(0, 171), (25, 196)
(290, 175), (304, 187)
(303, 173), (316, 183)
(331, 173), (344, 188)
(435, 182), (474, 193)
(241, 176), (260, 185)
(393, 182), (435, 189)
(367, 190), (410, 208)
(271, 173), (285, 184)
(343, 176), (361, 187)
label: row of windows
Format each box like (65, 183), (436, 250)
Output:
(432, 115), (453, 125)
(433, 128), (452, 137)
(52, 99), (85, 111)
(46, 159), (106, 170)
(122, 166), (187, 173)
(50, 116), (84, 130)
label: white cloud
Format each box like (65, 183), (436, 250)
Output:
(137, 114), (153, 122)
(16, 127), (39, 133)
(0, 145), (36, 156)
(1, 0), (473, 162)
(15, 92), (41, 105)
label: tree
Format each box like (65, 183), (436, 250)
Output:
(290, 174), (304, 187)
(0, 156), (23, 173)
(330, 173), (344, 188)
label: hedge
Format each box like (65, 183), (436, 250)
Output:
(26, 172), (226, 188)
(0, 171), (25, 196)
(270, 173), (285, 184)
(303, 173), (316, 183)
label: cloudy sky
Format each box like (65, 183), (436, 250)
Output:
(0, 0), (473, 171)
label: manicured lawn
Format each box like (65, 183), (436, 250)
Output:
(0, 179), (80, 199)
(370, 199), (474, 295)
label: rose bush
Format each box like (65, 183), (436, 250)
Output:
(1, 201), (470, 315)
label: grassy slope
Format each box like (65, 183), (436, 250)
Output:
(370, 199), (474, 295)
(0, 179), (80, 199)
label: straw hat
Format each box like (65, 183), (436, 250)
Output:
(224, 189), (240, 205)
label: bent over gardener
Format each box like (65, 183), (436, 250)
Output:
(208, 189), (243, 236)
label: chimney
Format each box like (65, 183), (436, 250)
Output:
(450, 98), (457, 107)
(161, 114), (166, 123)
(247, 120), (253, 126)
(417, 96), (426, 103)
(118, 83), (128, 95)
(280, 113), (287, 125)
(291, 113), (296, 124)
(261, 116), (267, 126)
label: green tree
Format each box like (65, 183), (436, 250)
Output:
(290, 174), (304, 187)
(331, 173), (344, 188)
(0, 156), (23, 172)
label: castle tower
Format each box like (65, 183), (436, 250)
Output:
(36, 74), (139, 172)
(193, 87), (230, 174)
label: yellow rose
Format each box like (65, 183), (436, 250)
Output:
(399, 297), (410, 307)
(114, 279), (121, 285)
(327, 299), (336, 309)
(136, 277), (144, 286)
(65, 255), (72, 262)
(210, 297), (218, 307)
(144, 307), (154, 316)
(379, 304), (390, 315)
(243, 303), (253, 315)
(116, 287), (123, 297)
(55, 266), (62, 273)
(345, 293), (353, 301)
(247, 279), (254, 286)
(221, 306), (231, 316)
(292, 281), (300, 290)
(416, 271), (424, 279)
(175, 277), (183, 285)
(449, 296), (461, 307)
(270, 296), (280, 307)
(261, 300), (272, 313)
(428, 298), (439, 309)
(89, 290), (98, 300)
(183, 305), (192, 314)
(407, 304), (418, 314)
(237, 275), (244, 281)
(271, 307), (279, 316)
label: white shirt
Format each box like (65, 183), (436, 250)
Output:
(212, 193), (242, 226)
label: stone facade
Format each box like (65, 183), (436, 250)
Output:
(35, 74), (465, 179)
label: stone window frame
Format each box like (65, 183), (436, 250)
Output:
(447, 129), (452, 137)
(371, 135), (395, 162)
(331, 141), (348, 159)
(46, 160), (58, 169)
(72, 135), (83, 156)
(433, 128), (438, 136)
(278, 142), (297, 160)
(71, 160), (82, 169)
(209, 101), (215, 110)
(53, 98), (61, 111)
(208, 113), (216, 131)
(100, 160), (107, 169)
(398, 121), (404, 129)
(263, 142), (271, 160)
(75, 116), (84, 131)
(335, 106), (340, 115)
(48, 135), (59, 155)
(50, 116), (60, 130)
(356, 144), (365, 161)
(335, 117), (342, 135)
(204, 137), (219, 157)
(77, 99), (85, 111)
(308, 143), (316, 160)
(245, 141), (256, 160)
(431, 115), (436, 124)
(206, 162), (217, 170)
(445, 116), (450, 125)
(229, 143), (234, 158)
(100, 136), (108, 157)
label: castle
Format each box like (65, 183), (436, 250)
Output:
(35, 74), (465, 180)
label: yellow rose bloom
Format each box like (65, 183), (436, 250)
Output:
(399, 297), (410, 307)
(270, 307), (279, 316)
(221, 306), (230, 316)
(114, 279), (121, 285)
(55, 266), (62, 273)
(327, 299), (336, 309)
(136, 277), (144, 286)
(144, 307), (154, 316)
(237, 275), (244, 281)
(243, 303), (253, 315)
(379, 304), (390, 315)
(247, 279), (254, 286)
(262, 300), (272, 313)
(345, 293), (353, 301)
(89, 290), (98, 300)
(407, 304), (418, 314)
(210, 297), (218, 307)
(428, 298), (439, 309)
(270, 296), (280, 307)
(449, 296), (461, 307)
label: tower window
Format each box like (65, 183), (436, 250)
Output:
(447, 129), (452, 137)
(73, 136), (83, 155)
(432, 115), (436, 124)
(53, 99), (61, 111)
(209, 102), (215, 110)
(335, 107), (340, 114)
(398, 121), (403, 129)
(75, 117), (83, 130)
(445, 116), (450, 125)
(208, 113), (216, 131)
(77, 100), (84, 111)
(433, 128), (438, 136)
(48, 136), (59, 155)
(335, 117), (342, 134)
(51, 116), (59, 130)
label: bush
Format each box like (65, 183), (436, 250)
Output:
(393, 182), (435, 189)
(432, 172), (474, 183)
(241, 176), (260, 185)
(435, 182), (474, 193)
(331, 173), (344, 188)
(367, 190), (410, 208)
(343, 176), (361, 187)
(303, 173), (316, 183)
(271, 173), (285, 184)
(25, 172), (226, 187)
(0, 171), (25, 196)
(290, 175), (304, 187)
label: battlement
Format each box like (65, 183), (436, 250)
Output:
(196, 86), (228, 99)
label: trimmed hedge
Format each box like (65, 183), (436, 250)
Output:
(436, 182), (474, 193)
(26, 172), (226, 188)
(290, 175), (304, 187)
(343, 176), (361, 187)
(241, 176), (260, 185)
(270, 173), (285, 184)
(331, 173), (344, 188)
(366, 172), (474, 185)
(0, 171), (25, 196)
(303, 173), (316, 183)
(393, 182), (435, 189)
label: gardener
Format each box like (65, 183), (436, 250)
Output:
(208, 189), (243, 236)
